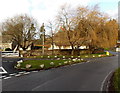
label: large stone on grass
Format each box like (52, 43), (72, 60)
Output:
(26, 64), (31, 68)
(64, 61), (68, 64)
(69, 61), (71, 63)
(78, 59), (81, 61)
(48, 56), (50, 58)
(54, 56), (57, 58)
(17, 60), (23, 64)
(17, 64), (21, 67)
(50, 62), (54, 65)
(72, 59), (77, 62)
(59, 63), (62, 65)
(98, 55), (101, 57)
(40, 64), (44, 68)
(93, 55), (95, 57)
(81, 59), (84, 61)
(85, 56), (88, 57)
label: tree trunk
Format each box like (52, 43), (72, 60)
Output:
(71, 45), (74, 55)
(89, 45), (95, 54)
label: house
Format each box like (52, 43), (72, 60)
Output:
(13, 41), (33, 51)
(0, 42), (12, 51)
(1, 34), (32, 51)
(48, 43), (88, 50)
(116, 40), (120, 47)
(45, 31), (88, 50)
(116, 40), (120, 52)
(0, 32), (13, 51)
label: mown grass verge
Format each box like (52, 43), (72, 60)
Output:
(15, 59), (85, 71)
(28, 52), (113, 59)
(15, 52), (113, 71)
(113, 68), (120, 92)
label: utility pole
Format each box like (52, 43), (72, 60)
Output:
(51, 28), (54, 55)
(40, 23), (45, 55)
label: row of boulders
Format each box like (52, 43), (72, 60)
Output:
(15, 58), (84, 69)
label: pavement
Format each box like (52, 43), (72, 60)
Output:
(1, 54), (118, 91)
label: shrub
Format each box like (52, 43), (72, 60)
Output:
(5, 48), (12, 51)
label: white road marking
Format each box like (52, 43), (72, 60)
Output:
(32, 75), (62, 91)
(86, 61), (90, 63)
(19, 72), (25, 74)
(100, 70), (114, 91)
(24, 72), (30, 75)
(9, 73), (16, 76)
(32, 71), (38, 73)
(4, 76), (11, 80)
(0, 67), (7, 74)
(3, 61), (7, 62)
(2, 76), (6, 78)
(15, 74), (22, 77)
(9, 61), (14, 62)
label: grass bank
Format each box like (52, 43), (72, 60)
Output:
(113, 68), (120, 92)
(15, 52), (114, 71)
(15, 59), (85, 71)
(28, 52), (113, 59)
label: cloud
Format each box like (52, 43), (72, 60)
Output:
(0, 0), (119, 25)
(29, 0), (91, 25)
(106, 9), (118, 19)
(0, 0), (30, 21)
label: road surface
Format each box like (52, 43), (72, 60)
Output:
(2, 55), (118, 91)
(2, 57), (23, 74)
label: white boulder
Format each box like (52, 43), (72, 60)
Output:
(17, 64), (21, 67)
(40, 64), (44, 68)
(59, 63), (62, 65)
(50, 62), (54, 65)
(26, 64), (31, 68)
(64, 61), (68, 64)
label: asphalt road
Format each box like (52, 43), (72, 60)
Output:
(2, 55), (118, 91)
(2, 57), (23, 74)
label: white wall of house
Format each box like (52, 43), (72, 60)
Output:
(0, 43), (12, 51)
(79, 46), (87, 49)
(48, 44), (88, 50)
(116, 48), (120, 52)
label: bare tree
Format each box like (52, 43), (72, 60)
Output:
(2, 14), (37, 51)
(55, 4), (118, 54)
(46, 21), (57, 55)
(56, 4), (81, 55)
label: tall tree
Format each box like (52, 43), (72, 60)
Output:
(2, 14), (37, 51)
(104, 19), (118, 48)
(55, 4), (118, 54)
(75, 5), (112, 52)
(56, 4), (81, 55)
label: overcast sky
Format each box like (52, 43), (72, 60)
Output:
(0, 0), (119, 26)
